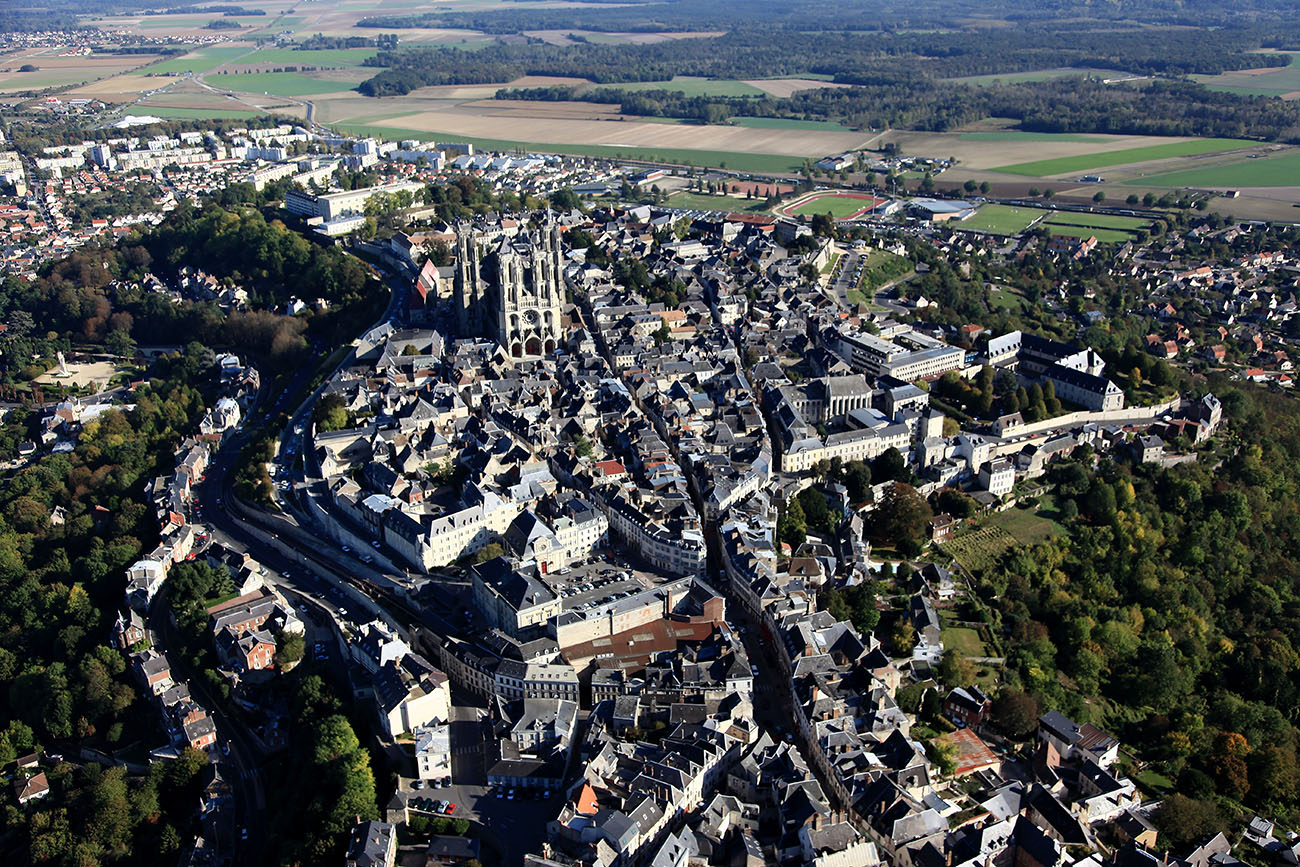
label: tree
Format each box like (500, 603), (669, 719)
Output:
(871, 447), (910, 484)
(843, 461), (872, 503)
(778, 497), (807, 551)
(939, 650), (977, 688)
(1209, 731), (1251, 799)
(573, 436), (594, 458)
(992, 689), (1038, 738)
(275, 631), (305, 667)
(1155, 795), (1226, 852)
(474, 543), (505, 564)
(869, 483), (932, 549)
(1093, 191), (1106, 203)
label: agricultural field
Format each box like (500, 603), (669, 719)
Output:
(889, 130), (1189, 171)
(1126, 149), (1300, 188)
(208, 72), (360, 97)
(958, 131), (1109, 143)
(946, 67), (1134, 86)
(993, 137), (1259, 177)
(1193, 52), (1300, 98)
(0, 51), (165, 93)
(943, 527), (1018, 574)
(958, 204), (1045, 235)
(236, 47), (380, 68)
(144, 46), (253, 75)
(743, 77), (850, 98)
(730, 116), (853, 131)
(335, 123), (812, 173)
(131, 106), (262, 119)
(1043, 211), (1151, 231)
(339, 105), (868, 165)
(590, 76), (765, 97)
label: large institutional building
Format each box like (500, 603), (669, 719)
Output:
(454, 219), (566, 360)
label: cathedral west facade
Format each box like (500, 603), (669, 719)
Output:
(453, 218), (565, 360)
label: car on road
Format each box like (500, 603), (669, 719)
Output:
(240, 828), (248, 841)
(371, 541), (381, 549)
(341, 545), (351, 553)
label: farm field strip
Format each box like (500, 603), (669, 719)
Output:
(993, 137), (1261, 177)
(1123, 149), (1300, 188)
(145, 46), (254, 75)
(336, 123), (809, 172)
(589, 76), (766, 97)
(207, 72), (361, 97)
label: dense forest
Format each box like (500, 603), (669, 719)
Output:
(360, 27), (1292, 93)
(977, 379), (1300, 829)
(355, 24), (1300, 140)
(357, 0), (1299, 34)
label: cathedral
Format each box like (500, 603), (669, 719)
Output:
(453, 217), (565, 360)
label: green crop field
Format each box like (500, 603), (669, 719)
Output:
(994, 138), (1259, 177)
(789, 195), (877, 218)
(592, 76), (765, 97)
(338, 123), (807, 173)
(1124, 149), (1300, 188)
(958, 204), (1045, 234)
(146, 46), (252, 74)
(947, 67), (1132, 86)
(240, 47), (380, 67)
(959, 131), (1109, 143)
(730, 116), (853, 131)
(130, 106), (261, 119)
(1194, 53), (1300, 97)
(1044, 211), (1151, 230)
(1047, 224), (1136, 243)
(209, 72), (359, 97)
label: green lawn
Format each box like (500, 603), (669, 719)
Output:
(131, 106), (261, 119)
(1123, 148), (1300, 188)
(147, 46), (252, 74)
(993, 138), (1259, 177)
(988, 286), (1026, 312)
(666, 191), (766, 212)
(1046, 224), (1137, 243)
(209, 72), (359, 97)
(958, 204), (1045, 235)
(959, 131), (1110, 143)
(338, 123), (807, 172)
(730, 116), (853, 131)
(591, 76), (765, 97)
(943, 626), (988, 658)
(1043, 211), (1151, 230)
(789, 194), (879, 218)
(982, 507), (1064, 546)
(240, 47), (380, 67)
(847, 249), (912, 306)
